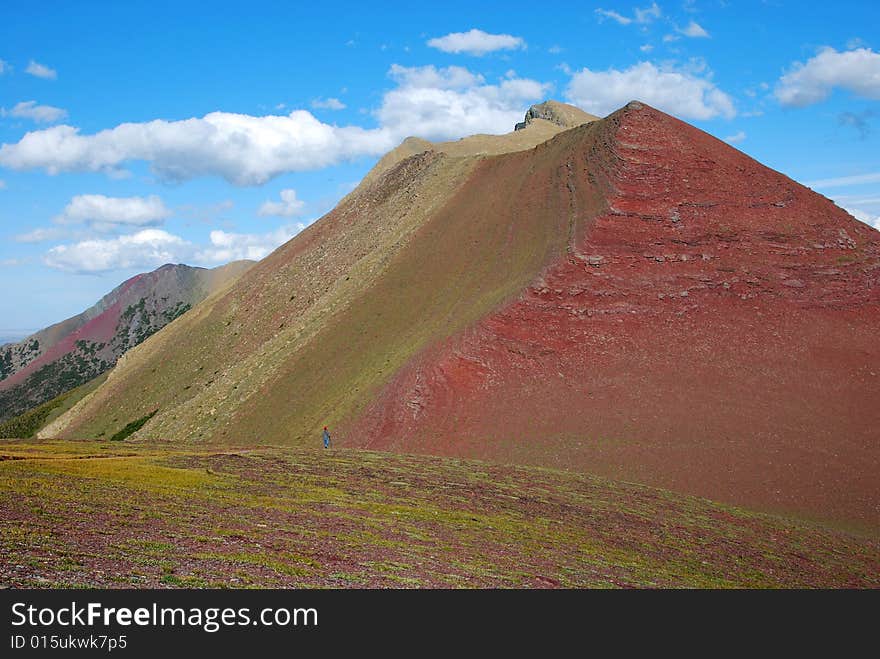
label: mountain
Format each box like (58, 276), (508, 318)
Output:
(43, 101), (880, 532)
(0, 261), (253, 424)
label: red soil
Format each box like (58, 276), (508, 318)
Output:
(346, 103), (880, 532)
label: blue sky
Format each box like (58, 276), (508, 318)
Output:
(1, 0), (878, 332)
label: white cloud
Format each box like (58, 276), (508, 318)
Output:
(595, 9), (632, 25)
(41, 221), (305, 273)
(0, 64), (550, 185)
(3, 100), (67, 123)
(724, 131), (746, 144)
(663, 34), (680, 43)
(807, 171), (880, 188)
(831, 194), (880, 207)
(25, 60), (57, 80)
(15, 227), (71, 243)
(0, 111), (394, 185)
(426, 29), (526, 56)
(844, 207), (880, 230)
(194, 224), (305, 264)
(634, 2), (662, 23)
(566, 61), (736, 120)
(596, 3), (661, 26)
(56, 194), (171, 231)
(548, 45), (562, 54)
(387, 63), (484, 90)
(678, 21), (710, 38)
(44, 229), (188, 273)
(640, 44), (654, 53)
(258, 189), (306, 217)
(0, 179), (5, 189)
(0, 60), (8, 75)
(311, 97), (346, 110)
(775, 47), (880, 107)
(378, 65), (550, 141)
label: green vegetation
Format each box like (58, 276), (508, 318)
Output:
(0, 338), (40, 382)
(0, 441), (876, 588)
(0, 349), (12, 380)
(0, 347), (111, 424)
(109, 409), (158, 441)
(0, 373), (108, 438)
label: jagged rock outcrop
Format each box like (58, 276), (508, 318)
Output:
(514, 100), (599, 131)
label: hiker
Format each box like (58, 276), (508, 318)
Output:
(322, 426), (331, 449)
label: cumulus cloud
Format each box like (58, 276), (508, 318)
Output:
(43, 223), (305, 274)
(775, 47), (880, 107)
(44, 229), (188, 273)
(311, 97), (346, 110)
(194, 224), (305, 264)
(426, 29), (525, 56)
(378, 64), (549, 141)
(258, 189), (306, 217)
(566, 61), (736, 120)
(725, 131), (746, 144)
(0, 111), (394, 185)
(2, 100), (67, 123)
(41, 221), (306, 273)
(56, 194), (171, 231)
(25, 60), (57, 79)
(678, 21), (710, 38)
(0, 64), (550, 184)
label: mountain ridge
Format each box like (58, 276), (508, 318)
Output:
(42, 100), (880, 532)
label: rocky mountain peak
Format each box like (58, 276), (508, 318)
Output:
(514, 100), (600, 131)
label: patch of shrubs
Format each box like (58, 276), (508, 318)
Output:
(109, 409), (159, 442)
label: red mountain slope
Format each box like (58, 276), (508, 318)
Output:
(345, 102), (880, 531)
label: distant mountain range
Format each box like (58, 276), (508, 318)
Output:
(38, 100), (880, 533)
(0, 261), (253, 424)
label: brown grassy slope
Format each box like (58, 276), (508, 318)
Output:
(343, 102), (880, 533)
(47, 152), (478, 442)
(218, 122), (614, 445)
(1, 440), (877, 588)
